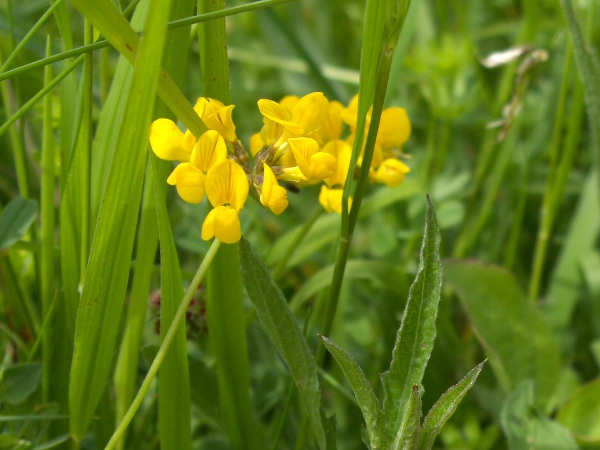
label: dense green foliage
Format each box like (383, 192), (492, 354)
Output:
(0, 0), (599, 448)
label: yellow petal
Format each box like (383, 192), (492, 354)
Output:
(291, 92), (329, 136)
(258, 99), (302, 135)
(318, 100), (345, 142)
(289, 137), (335, 180)
(279, 95), (299, 111)
(166, 163), (206, 204)
(193, 97), (225, 120)
(260, 164), (288, 215)
(205, 159), (249, 211)
(377, 107), (411, 149)
(203, 104), (237, 142)
(319, 186), (343, 213)
(191, 130), (227, 172)
(374, 158), (410, 187)
(201, 206), (242, 244)
(250, 133), (264, 156)
(149, 119), (193, 162)
(259, 118), (285, 148)
(322, 140), (352, 187)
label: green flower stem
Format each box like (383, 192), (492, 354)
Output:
(529, 51), (584, 303)
(198, 0), (257, 447)
(271, 206), (323, 281)
(0, 0), (294, 83)
(105, 238), (221, 450)
(40, 37), (55, 403)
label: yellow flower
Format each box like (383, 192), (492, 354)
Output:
(202, 159), (249, 244)
(373, 158), (410, 187)
(316, 100), (345, 144)
(260, 164), (288, 215)
(149, 118), (195, 162)
(258, 92), (329, 139)
(376, 107), (411, 149)
(319, 140), (353, 214)
(164, 130), (227, 204)
(287, 137), (336, 181)
(194, 97), (237, 142)
(319, 185), (344, 213)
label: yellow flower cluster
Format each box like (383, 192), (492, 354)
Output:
(149, 92), (411, 244)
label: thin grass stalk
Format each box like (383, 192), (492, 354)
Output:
(40, 36), (55, 403)
(80, 20), (93, 275)
(106, 239), (222, 450)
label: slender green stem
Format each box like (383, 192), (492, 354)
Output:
(0, 55), (84, 138)
(105, 239), (221, 450)
(40, 36), (55, 403)
(271, 207), (323, 281)
(0, 0), (295, 82)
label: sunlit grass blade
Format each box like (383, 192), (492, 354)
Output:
(381, 195), (441, 445)
(68, 0), (172, 441)
(239, 238), (326, 449)
(320, 335), (383, 449)
(418, 360), (486, 450)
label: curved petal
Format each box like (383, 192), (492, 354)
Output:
(318, 100), (345, 143)
(377, 107), (411, 149)
(191, 130), (227, 172)
(193, 97), (225, 120)
(322, 140), (352, 187)
(373, 158), (410, 187)
(319, 186), (343, 213)
(149, 119), (193, 162)
(291, 92), (329, 135)
(166, 163), (206, 204)
(260, 164), (289, 215)
(203, 104), (237, 142)
(258, 99), (302, 135)
(308, 152), (336, 180)
(205, 159), (249, 211)
(202, 206), (242, 244)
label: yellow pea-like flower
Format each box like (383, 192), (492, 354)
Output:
(258, 92), (329, 138)
(149, 118), (194, 162)
(373, 158), (410, 187)
(288, 137), (336, 181)
(377, 107), (411, 149)
(202, 159), (249, 243)
(318, 185), (351, 214)
(166, 163), (206, 204)
(191, 130), (227, 172)
(260, 164), (288, 215)
(322, 140), (352, 188)
(194, 97), (237, 142)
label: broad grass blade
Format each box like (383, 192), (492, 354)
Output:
(320, 335), (383, 449)
(68, 0), (172, 439)
(239, 238), (326, 450)
(444, 261), (562, 410)
(418, 360), (486, 450)
(381, 195), (441, 444)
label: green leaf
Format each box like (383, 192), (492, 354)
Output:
(239, 237), (326, 450)
(0, 198), (37, 251)
(381, 195), (442, 443)
(557, 377), (600, 445)
(418, 360), (486, 450)
(68, 0), (172, 440)
(0, 363), (42, 405)
(444, 261), (562, 410)
(500, 381), (578, 450)
(393, 385), (421, 450)
(320, 335), (383, 449)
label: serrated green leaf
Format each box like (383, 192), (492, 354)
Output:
(320, 335), (383, 449)
(239, 237), (326, 450)
(418, 360), (486, 450)
(444, 261), (562, 410)
(0, 198), (37, 251)
(381, 195), (442, 443)
(500, 381), (578, 450)
(68, 0), (172, 439)
(557, 377), (600, 445)
(0, 363), (42, 405)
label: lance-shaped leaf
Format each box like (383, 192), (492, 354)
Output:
(320, 335), (383, 449)
(392, 385), (422, 450)
(0, 198), (37, 251)
(381, 195), (442, 443)
(68, 0), (172, 440)
(418, 360), (486, 450)
(239, 238), (326, 450)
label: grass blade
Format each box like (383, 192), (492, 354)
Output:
(0, 198), (37, 251)
(68, 0), (172, 440)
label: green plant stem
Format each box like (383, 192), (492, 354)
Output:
(40, 36), (55, 403)
(0, 0), (294, 82)
(105, 239), (221, 450)
(0, 55), (84, 139)
(271, 207), (323, 281)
